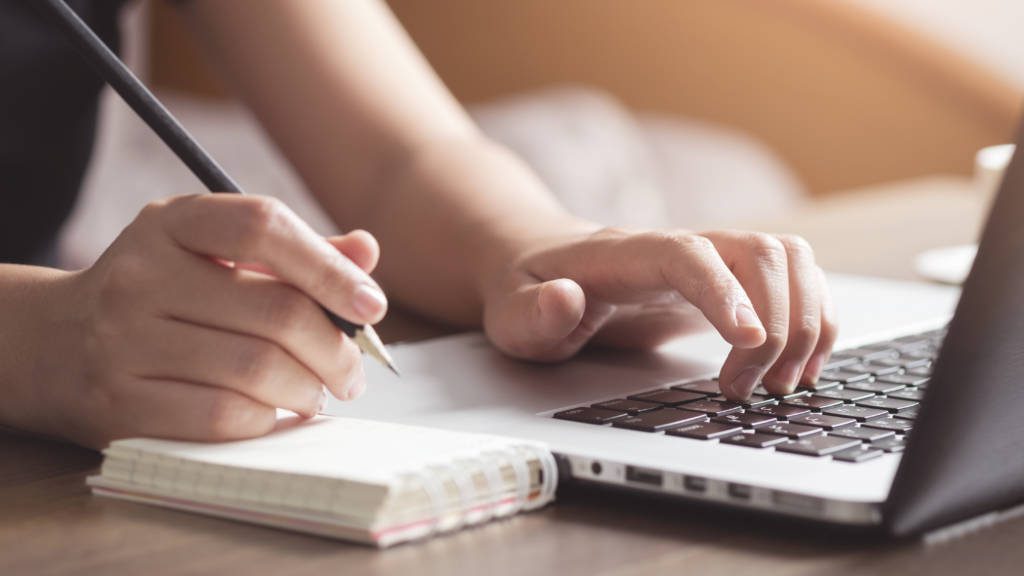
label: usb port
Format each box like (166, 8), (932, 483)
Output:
(683, 476), (707, 493)
(625, 466), (663, 487)
(728, 483), (752, 500)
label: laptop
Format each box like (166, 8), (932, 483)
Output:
(326, 125), (1024, 537)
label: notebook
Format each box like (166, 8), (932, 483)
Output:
(87, 416), (558, 547)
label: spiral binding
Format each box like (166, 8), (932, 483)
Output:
(414, 441), (558, 540)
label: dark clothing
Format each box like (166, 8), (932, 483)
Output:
(0, 0), (123, 265)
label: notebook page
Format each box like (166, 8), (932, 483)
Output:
(106, 416), (549, 487)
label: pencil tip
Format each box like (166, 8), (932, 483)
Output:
(352, 325), (401, 377)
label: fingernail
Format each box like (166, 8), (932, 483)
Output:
(727, 366), (763, 399)
(352, 284), (387, 321)
(734, 304), (763, 331)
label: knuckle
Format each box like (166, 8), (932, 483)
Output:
(664, 233), (715, 257)
(236, 196), (290, 254)
(791, 315), (821, 349)
(206, 393), (259, 440)
(262, 286), (312, 335)
(590, 226), (630, 241)
(137, 199), (167, 222)
(761, 331), (788, 357)
(234, 340), (281, 386)
(747, 233), (787, 264)
(777, 234), (814, 259)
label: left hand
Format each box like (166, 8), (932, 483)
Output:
(481, 227), (837, 401)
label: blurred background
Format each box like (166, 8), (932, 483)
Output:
(62, 0), (1024, 271)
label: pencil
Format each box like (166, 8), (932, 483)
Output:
(36, 0), (399, 376)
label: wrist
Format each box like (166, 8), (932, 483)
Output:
(0, 266), (82, 439)
(400, 137), (597, 303)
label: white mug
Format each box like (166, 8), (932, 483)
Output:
(975, 143), (1015, 202)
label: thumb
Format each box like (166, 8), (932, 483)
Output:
(485, 277), (611, 362)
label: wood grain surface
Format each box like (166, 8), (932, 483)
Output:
(4, 177), (1020, 576)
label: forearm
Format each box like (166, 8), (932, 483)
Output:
(182, 0), (591, 324)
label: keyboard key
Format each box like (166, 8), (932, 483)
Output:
(670, 379), (721, 395)
(665, 421), (742, 440)
(759, 421), (822, 439)
(824, 356), (859, 371)
(627, 389), (706, 406)
(789, 413), (856, 430)
(887, 388), (925, 402)
(832, 347), (877, 359)
(855, 397), (919, 413)
(752, 386), (810, 400)
(907, 366), (932, 377)
(844, 380), (906, 394)
(802, 379), (842, 391)
(822, 405), (889, 421)
(861, 348), (901, 361)
(813, 388), (875, 402)
(710, 394), (775, 409)
(819, 370), (873, 384)
(877, 374), (929, 387)
(720, 432), (788, 449)
(828, 426), (896, 442)
(554, 407), (625, 424)
(611, 408), (707, 432)
(893, 407), (920, 420)
(896, 357), (932, 370)
(592, 399), (661, 414)
(859, 341), (899, 351)
(713, 411), (777, 429)
(870, 436), (907, 452)
(682, 399), (743, 416)
(776, 435), (861, 457)
(862, 417), (914, 434)
(748, 404), (810, 420)
(782, 396), (844, 410)
(845, 362), (901, 376)
(832, 446), (884, 463)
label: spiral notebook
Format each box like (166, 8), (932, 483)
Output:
(87, 416), (558, 547)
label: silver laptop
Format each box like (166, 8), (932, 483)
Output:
(327, 125), (1024, 537)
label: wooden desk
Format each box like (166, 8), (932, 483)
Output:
(4, 176), (1015, 576)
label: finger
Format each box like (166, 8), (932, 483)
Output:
(157, 195), (387, 325)
(129, 317), (325, 418)
(761, 235), (821, 393)
(526, 230), (767, 348)
(155, 249), (363, 399)
(485, 276), (615, 362)
(110, 377), (277, 443)
(706, 231), (791, 399)
(801, 267), (839, 386)
(327, 230), (380, 273)
(591, 305), (708, 349)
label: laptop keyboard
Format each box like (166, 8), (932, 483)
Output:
(551, 327), (945, 463)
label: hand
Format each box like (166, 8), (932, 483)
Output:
(482, 227), (837, 400)
(48, 195), (386, 448)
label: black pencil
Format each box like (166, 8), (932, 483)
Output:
(36, 0), (398, 376)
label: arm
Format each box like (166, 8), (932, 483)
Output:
(181, 0), (837, 400)
(180, 0), (582, 324)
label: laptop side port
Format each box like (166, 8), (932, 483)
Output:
(728, 483), (752, 500)
(683, 476), (707, 493)
(625, 466), (663, 487)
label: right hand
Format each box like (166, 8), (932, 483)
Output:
(52, 195), (387, 449)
